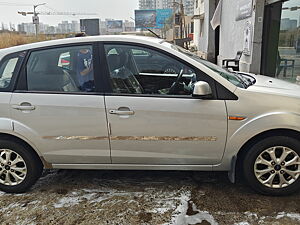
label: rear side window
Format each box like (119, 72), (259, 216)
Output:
(26, 45), (95, 93)
(0, 51), (26, 91)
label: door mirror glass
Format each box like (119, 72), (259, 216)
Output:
(193, 81), (212, 98)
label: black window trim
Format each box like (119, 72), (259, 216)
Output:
(14, 42), (106, 96)
(99, 41), (238, 100)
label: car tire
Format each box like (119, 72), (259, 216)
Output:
(243, 136), (300, 196)
(0, 139), (43, 193)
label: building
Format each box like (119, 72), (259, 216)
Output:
(124, 20), (135, 32)
(17, 20), (80, 35)
(17, 23), (36, 34)
(100, 20), (107, 35)
(184, 0), (195, 16)
(71, 21), (80, 33)
(193, 0), (300, 78)
(139, 0), (156, 9)
(139, 0), (194, 15)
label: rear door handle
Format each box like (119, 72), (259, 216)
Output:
(12, 103), (35, 111)
(109, 109), (134, 116)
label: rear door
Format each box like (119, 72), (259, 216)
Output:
(10, 44), (110, 164)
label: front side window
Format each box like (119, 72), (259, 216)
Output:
(104, 44), (198, 96)
(167, 42), (247, 88)
(26, 45), (95, 92)
(0, 52), (26, 90)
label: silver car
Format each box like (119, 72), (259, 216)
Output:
(0, 36), (299, 195)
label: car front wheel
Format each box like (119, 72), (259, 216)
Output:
(243, 136), (300, 196)
(0, 139), (43, 193)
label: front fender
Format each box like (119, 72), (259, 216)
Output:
(217, 112), (300, 170)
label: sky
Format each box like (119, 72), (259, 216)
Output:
(0, 0), (139, 26)
(0, 0), (299, 28)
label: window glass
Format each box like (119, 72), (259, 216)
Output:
(0, 52), (25, 90)
(104, 44), (197, 96)
(277, 0), (300, 82)
(27, 45), (95, 92)
(168, 42), (246, 88)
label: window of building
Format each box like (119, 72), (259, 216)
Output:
(276, 0), (300, 81)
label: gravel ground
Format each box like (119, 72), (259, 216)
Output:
(0, 169), (299, 225)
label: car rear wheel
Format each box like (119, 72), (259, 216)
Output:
(0, 139), (43, 193)
(243, 136), (300, 196)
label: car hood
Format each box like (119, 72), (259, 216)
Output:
(246, 74), (300, 98)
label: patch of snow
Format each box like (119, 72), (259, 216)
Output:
(185, 211), (218, 225)
(81, 193), (97, 201)
(234, 222), (250, 225)
(16, 218), (36, 225)
(53, 196), (81, 208)
(276, 212), (300, 221)
(244, 212), (258, 219)
(0, 202), (22, 213)
(150, 207), (173, 214)
(53, 188), (140, 208)
(168, 191), (218, 225)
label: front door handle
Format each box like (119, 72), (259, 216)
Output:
(12, 103), (35, 111)
(109, 107), (135, 116)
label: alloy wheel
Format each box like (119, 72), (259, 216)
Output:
(0, 149), (27, 186)
(254, 146), (300, 189)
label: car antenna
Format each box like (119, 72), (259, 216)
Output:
(130, 17), (161, 39)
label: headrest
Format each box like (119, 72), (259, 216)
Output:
(107, 54), (121, 71)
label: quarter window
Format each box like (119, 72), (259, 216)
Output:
(104, 44), (197, 96)
(0, 52), (26, 90)
(26, 45), (95, 92)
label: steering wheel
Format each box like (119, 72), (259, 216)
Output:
(168, 69), (184, 94)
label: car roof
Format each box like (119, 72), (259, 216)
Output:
(0, 35), (164, 55)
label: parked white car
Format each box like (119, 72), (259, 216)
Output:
(0, 35), (299, 195)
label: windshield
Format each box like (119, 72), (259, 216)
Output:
(163, 42), (247, 88)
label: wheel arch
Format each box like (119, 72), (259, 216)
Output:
(0, 133), (50, 169)
(235, 128), (300, 179)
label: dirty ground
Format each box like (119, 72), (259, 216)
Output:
(0, 170), (299, 225)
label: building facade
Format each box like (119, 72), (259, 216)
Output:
(18, 20), (80, 35)
(139, 0), (194, 15)
(193, 0), (300, 79)
(139, 0), (156, 9)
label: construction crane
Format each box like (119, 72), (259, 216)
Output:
(18, 3), (97, 36)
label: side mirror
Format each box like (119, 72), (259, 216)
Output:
(193, 81), (213, 99)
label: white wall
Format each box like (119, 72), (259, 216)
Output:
(193, 0), (216, 60)
(218, 0), (256, 71)
(194, 0), (265, 73)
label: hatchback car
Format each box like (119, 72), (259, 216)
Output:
(0, 35), (299, 195)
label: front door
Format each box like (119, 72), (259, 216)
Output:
(10, 44), (110, 164)
(103, 43), (227, 165)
